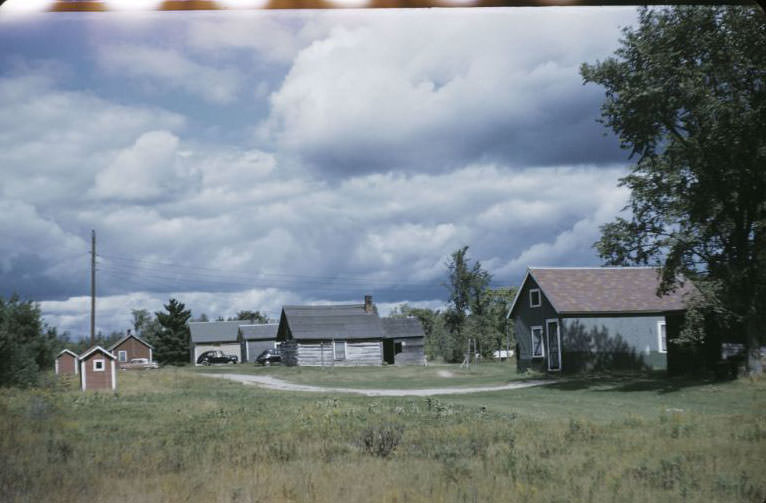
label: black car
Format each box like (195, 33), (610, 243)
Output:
(197, 350), (238, 365)
(255, 349), (281, 365)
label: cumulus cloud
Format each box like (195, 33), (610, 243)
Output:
(97, 44), (243, 104)
(40, 288), (299, 336)
(1, 9), (640, 338)
(91, 130), (189, 201)
(261, 8), (636, 175)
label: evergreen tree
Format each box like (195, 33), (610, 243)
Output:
(152, 298), (191, 364)
(0, 295), (57, 387)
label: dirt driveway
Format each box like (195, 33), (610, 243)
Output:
(204, 373), (552, 397)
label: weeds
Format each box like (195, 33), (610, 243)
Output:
(0, 369), (763, 502)
(358, 423), (404, 457)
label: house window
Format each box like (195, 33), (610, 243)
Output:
(118, 350), (127, 362)
(334, 340), (346, 360)
(531, 326), (544, 358)
(93, 359), (105, 372)
(529, 289), (541, 308)
(657, 321), (667, 354)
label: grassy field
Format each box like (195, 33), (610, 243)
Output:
(1, 366), (764, 502)
(198, 361), (530, 389)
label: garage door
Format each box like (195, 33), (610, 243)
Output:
(194, 343), (242, 365)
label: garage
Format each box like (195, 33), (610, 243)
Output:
(189, 320), (243, 366)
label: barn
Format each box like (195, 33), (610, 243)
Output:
(381, 317), (426, 365)
(55, 349), (78, 376)
(79, 346), (117, 391)
(508, 267), (694, 373)
(109, 331), (153, 368)
(189, 320), (243, 365)
(277, 296), (385, 366)
(240, 323), (279, 362)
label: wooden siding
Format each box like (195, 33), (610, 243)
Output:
(114, 338), (151, 367)
(56, 353), (77, 375)
(392, 337), (425, 365)
(282, 340), (382, 366)
(513, 275), (558, 372)
(80, 354), (115, 391)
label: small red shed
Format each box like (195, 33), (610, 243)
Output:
(109, 331), (153, 368)
(55, 349), (78, 376)
(79, 346), (117, 391)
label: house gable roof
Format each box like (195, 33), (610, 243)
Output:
(108, 333), (153, 351)
(239, 323), (278, 340)
(280, 304), (385, 340)
(509, 266), (695, 317)
(56, 349), (78, 359)
(78, 345), (116, 361)
(189, 320), (242, 343)
(381, 317), (425, 339)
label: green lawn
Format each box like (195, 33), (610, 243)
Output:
(197, 361), (532, 389)
(1, 367), (764, 502)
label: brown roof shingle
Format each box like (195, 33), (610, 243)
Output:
(528, 267), (694, 314)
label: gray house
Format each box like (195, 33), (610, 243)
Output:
(240, 323), (279, 363)
(509, 267), (694, 373)
(277, 296), (385, 366)
(381, 317), (426, 365)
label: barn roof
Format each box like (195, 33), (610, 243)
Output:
(381, 317), (425, 339)
(56, 349), (78, 359)
(78, 345), (116, 360)
(109, 333), (153, 351)
(280, 304), (385, 340)
(189, 320), (242, 343)
(509, 267), (695, 316)
(239, 323), (278, 340)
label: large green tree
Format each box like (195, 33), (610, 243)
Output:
(581, 6), (766, 373)
(443, 246), (493, 362)
(0, 295), (58, 387)
(151, 298), (192, 364)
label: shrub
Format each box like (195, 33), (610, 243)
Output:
(358, 424), (404, 458)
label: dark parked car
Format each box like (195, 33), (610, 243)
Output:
(197, 350), (238, 365)
(255, 348), (281, 366)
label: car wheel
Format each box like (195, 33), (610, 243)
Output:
(202, 360), (210, 366)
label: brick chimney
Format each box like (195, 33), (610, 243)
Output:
(364, 295), (373, 313)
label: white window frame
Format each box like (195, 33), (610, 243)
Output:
(657, 321), (667, 354)
(93, 359), (105, 372)
(529, 289), (542, 308)
(530, 326), (544, 358)
(118, 350), (127, 362)
(545, 319), (562, 372)
(333, 340), (347, 361)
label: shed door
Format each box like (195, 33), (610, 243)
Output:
(546, 320), (561, 371)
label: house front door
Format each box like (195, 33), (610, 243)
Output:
(546, 319), (562, 371)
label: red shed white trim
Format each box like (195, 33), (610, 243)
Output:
(78, 346), (117, 391)
(55, 349), (79, 376)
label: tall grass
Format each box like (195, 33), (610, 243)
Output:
(0, 368), (763, 502)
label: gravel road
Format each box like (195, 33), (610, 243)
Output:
(203, 373), (552, 397)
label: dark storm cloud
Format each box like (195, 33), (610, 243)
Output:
(261, 9), (636, 176)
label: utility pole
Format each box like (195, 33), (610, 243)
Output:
(90, 229), (96, 347)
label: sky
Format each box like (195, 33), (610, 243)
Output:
(0, 6), (639, 338)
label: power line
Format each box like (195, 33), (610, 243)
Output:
(96, 253), (448, 289)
